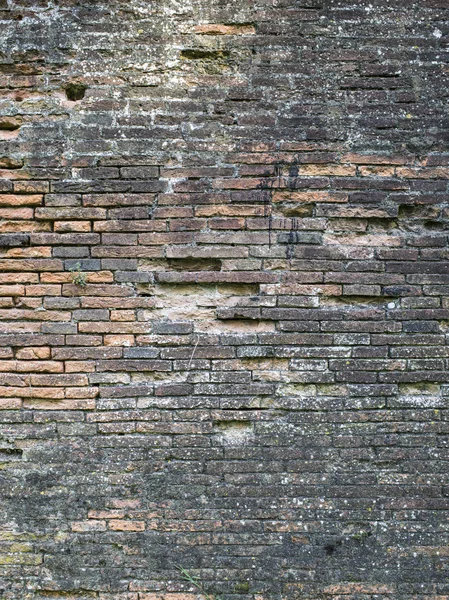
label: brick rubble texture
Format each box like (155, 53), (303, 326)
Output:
(0, 0), (449, 598)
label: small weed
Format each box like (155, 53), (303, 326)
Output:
(234, 581), (250, 594)
(177, 565), (223, 600)
(351, 530), (372, 542)
(69, 263), (88, 287)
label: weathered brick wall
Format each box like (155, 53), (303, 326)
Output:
(1, 0), (449, 598)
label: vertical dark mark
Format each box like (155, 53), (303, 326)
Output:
(260, 160), (283, 247)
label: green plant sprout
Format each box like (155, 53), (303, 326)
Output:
(69, 263), (88, 287)
(177, 565), (223, 600)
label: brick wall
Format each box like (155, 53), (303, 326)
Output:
(1, 1), (449, 598)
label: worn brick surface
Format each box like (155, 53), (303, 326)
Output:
(0, 0), (449, 599)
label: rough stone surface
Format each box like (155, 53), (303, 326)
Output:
(0, 0), (449, 598)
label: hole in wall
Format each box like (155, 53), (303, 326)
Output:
(167, 258), (222, 271)
(180, 49), (230, 60)
(324, 540), (342, 556)
(65, 82), (88, 102)
(424, 220), (446, 231)
(0, 116), (22, 130)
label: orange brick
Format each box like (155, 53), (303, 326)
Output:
(0, 387), (64, 399)
(65, 387), (99, 399)
(192, 23), (256, 35)
(42, 271), (113, 284)
(23, 399), (96, 410)
(88, 510), (125, 519)
(261, 284), (342, 296)
(341, 152), (410, 165)
(54, 220), (92, 232)
(397, 166), (449, 178)
(6, 246), (52, 258)
(0, 398), (22, 409)
(139, 595), (198, 600)
(71, 520), (107, 532)
(359, 166), (396, 177)
(0, 308), (70, 321)
(323, 233), (401, 247)
(0, 221), (50, 233)
(65, 361), (96, 373)
(87, 271), (114, 283)
(0, 285), (24, 296)
(0, 273), (38, 283)
(110, 499), (141, 509)
(323, 584), (395, 595)
(0, 208), (33, 219)
(16, 347), (51, 360)
(104, 334), (135, 346)
(0, 258), (63, 271)
(40, 273), (72, 283)
(0, 323), (41, 334)
(195, 205), (266, 217)
(110, 310), (136, 322)
(0, 361), (63, 373)
(25, 285), (62, 296)
(108, 520), (145, 532)
(298, 164), (356, 176)
(0, 194), (42, 206)
(272, 191), (346, 203)
(13, 181), (48, 194)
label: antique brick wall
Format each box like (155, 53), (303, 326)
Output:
(1, 0), (449, 598)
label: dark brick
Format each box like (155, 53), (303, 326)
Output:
(0, 234), (29, 247)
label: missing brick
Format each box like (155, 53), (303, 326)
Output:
(180, 49), (230, 60)
(167, 258), (222, 271)
(65, 82), (88, 102)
